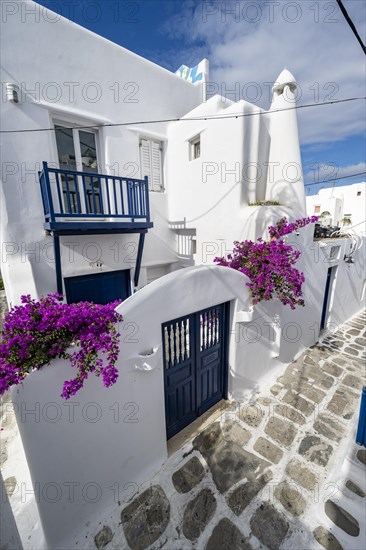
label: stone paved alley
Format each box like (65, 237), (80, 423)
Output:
(87, 310), (366, 550)
(2, 311), (365, 550)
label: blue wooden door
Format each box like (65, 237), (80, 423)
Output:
(163, 302), (229, 439)
(356, 387), (366, 447)
(64, 270), (131, 304)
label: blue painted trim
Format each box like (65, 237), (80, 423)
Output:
(45, 213), (147, 219)
(144, 176), (150, 223)
(162, 302), (230, 439)
(53, 235), (63, 295)
(39, 162), (151, 223)
(42, 165), (146, 183)
(64, 269), (131, 305)
(39, 162), (55, 221)
(162, 311), (197, 439)
(134, 232), (145, 287)
(44, 221), (153, 233)
(223, 301), (231, 399)
(356, 387), (366, 447)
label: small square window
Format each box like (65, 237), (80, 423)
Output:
(357, 191), (361, 196)
(314, 205), (320, 213)
(189, 135), (201, 160)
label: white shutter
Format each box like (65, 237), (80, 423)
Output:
(139, 138), (163, 192)
(151, 140), (163, 192)
(140, 138), (152, 188)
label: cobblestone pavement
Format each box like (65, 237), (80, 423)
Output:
(87, 311), (366, 550)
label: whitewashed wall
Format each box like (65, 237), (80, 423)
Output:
(165, 70), (307, 268)
(12, 265), (251, 549)
(0, 0), (203, 306)
(1, 3), (309, 308)
(10, 241), (365, 548)
(214, 226), (365, 389)
(306, 182), (366, 234)
(166, 97), (271, 266)
(306, 194), (343, 226)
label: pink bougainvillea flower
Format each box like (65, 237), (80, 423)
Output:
(214, 216), (317, 309)
(0, 294), (122, 399)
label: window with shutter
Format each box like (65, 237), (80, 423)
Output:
(139, 138), (164, 192)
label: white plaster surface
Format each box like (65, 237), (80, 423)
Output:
(307, 182), (366, 234)
(10, 265), (251, 548)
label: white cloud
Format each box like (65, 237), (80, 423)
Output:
(305, 161), (366, 182)
(162, 0), (366, 145)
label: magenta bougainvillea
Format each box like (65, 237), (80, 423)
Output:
(0, 294), (122, 399)
(268, 216), (319, 240)
(214, 216), (318, 309)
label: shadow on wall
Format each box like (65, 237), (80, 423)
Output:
(238, 204), (295, 242)
(230, 299), (283, 399)
(268, 178), (306, 217)
(241, 104), (270, 206)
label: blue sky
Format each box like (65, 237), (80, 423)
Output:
(35, 0), (365, 195)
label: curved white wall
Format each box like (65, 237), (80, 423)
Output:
(12, 265), (251, 548)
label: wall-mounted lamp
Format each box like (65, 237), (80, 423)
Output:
(5, 83), (19, 103)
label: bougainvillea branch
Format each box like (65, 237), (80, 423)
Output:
(0, 294), (122, 399)
(268, 216), (318, 240)
(214, 216), (318, 309)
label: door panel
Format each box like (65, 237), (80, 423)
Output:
(163, 302), (229, 439)
(64, 270), (131, 304)
(197, 306), (224, 415)
(163, 316), (196, 438)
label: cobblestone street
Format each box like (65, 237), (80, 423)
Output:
(85, 310), (366, 550)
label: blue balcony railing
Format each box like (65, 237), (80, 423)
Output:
(39, 162), (152, 232)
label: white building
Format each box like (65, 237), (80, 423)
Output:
(306, 182), (366, 233)
(1, 0), (308, 308)
(1, 3), (365, 549)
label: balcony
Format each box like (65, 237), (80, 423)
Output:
(39, 162), (153, 293)
(39, 162), (153, 235)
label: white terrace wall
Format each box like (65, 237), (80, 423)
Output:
(276, 231), (366, 363)
(275, 236), (354, 363)
(0, 0), (203, 305)
(216, 227), (365, 391)
(311, 236), (366, 326)
(12, 265), (251, 549)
